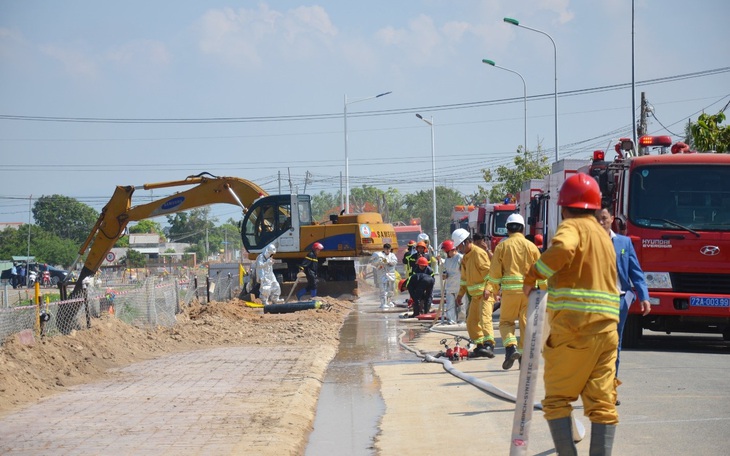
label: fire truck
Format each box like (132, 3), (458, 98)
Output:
(517, 159), (590, 246)
(451, 202), (517, 250)
(588, 136), (730, 346)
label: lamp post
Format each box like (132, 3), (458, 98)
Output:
(344, 91), (392, 213)
(483, 58), (527, 152)
(503, 17), (558, 162)
(415, 113), (438, 253)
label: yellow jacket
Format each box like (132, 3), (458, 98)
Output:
(487, 232), (543, 295)
(458, 246), (491, 297)
(525, 215), (620, 335)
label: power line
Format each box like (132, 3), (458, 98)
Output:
(1, 67), (727, 124)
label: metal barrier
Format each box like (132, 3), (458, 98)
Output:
(0, 271), (247, 346)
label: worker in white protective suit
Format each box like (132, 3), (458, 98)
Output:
(440, 239), (463, 324)
(255, 243), (283, 305)
(371, 243), (398, 310)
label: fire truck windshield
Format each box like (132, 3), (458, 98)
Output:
(493, 211), (513, 236)
(629, 164), (730, 231)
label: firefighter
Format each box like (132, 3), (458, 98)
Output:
(296, 242), (324, 300)
(523, 173), (621, 455)
(440, 240), (462, 324)
(255, 243), (283, 305)
(417, 232), (439, 270)
(407, 256), (435, 317)
(402, 240), (417, 275)
(371, 243), (398, 310)
(406, 241), (431, 276)
(453, 228), (496, 358)
(485, 213), (544, 370)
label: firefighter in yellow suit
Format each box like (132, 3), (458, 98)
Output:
(524, 173), (621, 456)
(485, 213), (544, 370)
(453, 228), (496, 358)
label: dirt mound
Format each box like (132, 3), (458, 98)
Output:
(0, 297), (352, 415)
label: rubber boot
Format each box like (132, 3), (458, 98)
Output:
(548, 417), (578, 456)
(311, 288), (317, 298)
(411, 300), (421, 318)
(483, 342), (495, 359)
(470, 343), (490, 358)
(589, 423), (616, 456)
(502, 345), (521, 370)
(296, 288), (306, 301)
(422, 298), (431, 314)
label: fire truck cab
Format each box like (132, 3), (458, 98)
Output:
(589, 136), (730, 346)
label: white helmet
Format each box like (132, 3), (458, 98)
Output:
(505, 213), (525, 228)
(263, 243), (277, 259)
(451, 228), (470, 248)
(417, 233), (430, 244)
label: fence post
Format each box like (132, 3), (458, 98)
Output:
(206, 276), (211, 304)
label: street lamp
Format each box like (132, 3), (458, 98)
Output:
(503, 17), (559, 162)
(483, 58), (528, 152)
(344, 91), (392, 213)
(415, 113), (438, 254)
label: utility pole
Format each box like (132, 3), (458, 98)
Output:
(637, 92), (648, 139)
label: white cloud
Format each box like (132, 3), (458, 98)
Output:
(40, 44), (98, 79)
(196, 4), (339, 68)
(538, 0), (575, 24)
(106, 40), (172, 67)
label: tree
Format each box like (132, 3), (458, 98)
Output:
(0, 225), (77, 267)
(311, 190), (341, 222)
(32, 195), (99, 243)
(477, 145), (551, 204)
(121, 249), (147, 268)
(402, 186), (465, 246)
(688, 111), (730, 153)
(129, 220), (165, 239)
(165, 208), (216, 245)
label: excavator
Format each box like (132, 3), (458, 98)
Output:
(62, 172), (397, 302)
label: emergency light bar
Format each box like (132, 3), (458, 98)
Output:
(592, 150), (605, 161)
(638, 135), (672, 147)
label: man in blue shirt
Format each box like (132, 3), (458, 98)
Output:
(596, 205), (651, 404)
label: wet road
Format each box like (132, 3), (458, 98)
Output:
(305, 292), (417, 455)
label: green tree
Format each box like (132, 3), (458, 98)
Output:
(0, 225), (77, 267)
(129, 220), (165, 239)
(311, 190), (341, 222)
(402, 186), (465, 246)
(688, 111), (729, 152)
(32, 195), (99, 243)
(478, 145), (551, 204)
(121, 249), (146, 268)
(165, 208), (216, 245)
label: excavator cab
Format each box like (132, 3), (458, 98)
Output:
(242, 194), (312, 253)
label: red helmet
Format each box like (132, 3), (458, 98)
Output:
(416, 256), (429, 267)
(312, 242), (324, 251)
(408, 240), (417, 246)
(557, 173), (601, 210)
(534, 234), (543, 245)
(441, 240), (454, 251)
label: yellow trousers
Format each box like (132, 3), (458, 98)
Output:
(542, 330), (619, 424)
(466, 294), (495, 345)
(499, 293), (528, 350)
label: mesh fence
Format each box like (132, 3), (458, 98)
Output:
(0, 269), (246, 346)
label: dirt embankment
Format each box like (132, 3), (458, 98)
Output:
(0, 297), (353, 415)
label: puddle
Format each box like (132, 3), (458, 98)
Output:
(305, 292), (418, 455)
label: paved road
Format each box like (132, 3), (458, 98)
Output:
(374, 318), (730, 455)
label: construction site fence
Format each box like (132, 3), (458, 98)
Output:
(0, 271), (246, 347)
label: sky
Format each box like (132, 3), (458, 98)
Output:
(1, 0), (729, 227)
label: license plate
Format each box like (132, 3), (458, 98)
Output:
(690, 296), (730, 307)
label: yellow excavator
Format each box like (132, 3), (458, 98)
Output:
(65, 172), (397, 298)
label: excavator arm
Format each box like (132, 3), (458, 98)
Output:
(68, 172), (267, 295)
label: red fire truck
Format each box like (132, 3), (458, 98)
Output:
(587, 136), (730, 346)
(451, 202), (517, 250)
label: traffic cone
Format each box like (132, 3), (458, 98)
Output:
(109, 305), (115, 316)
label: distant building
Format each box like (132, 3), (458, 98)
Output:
(0, 222), (23, 231)
(129, 234), (162, 258)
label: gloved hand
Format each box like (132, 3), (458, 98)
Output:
(296, 271), (306, 280)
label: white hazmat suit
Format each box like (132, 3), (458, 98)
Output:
(255, 244), (282, 305)
(370, 249), (398, 309)
(442, 251), (463, 323)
